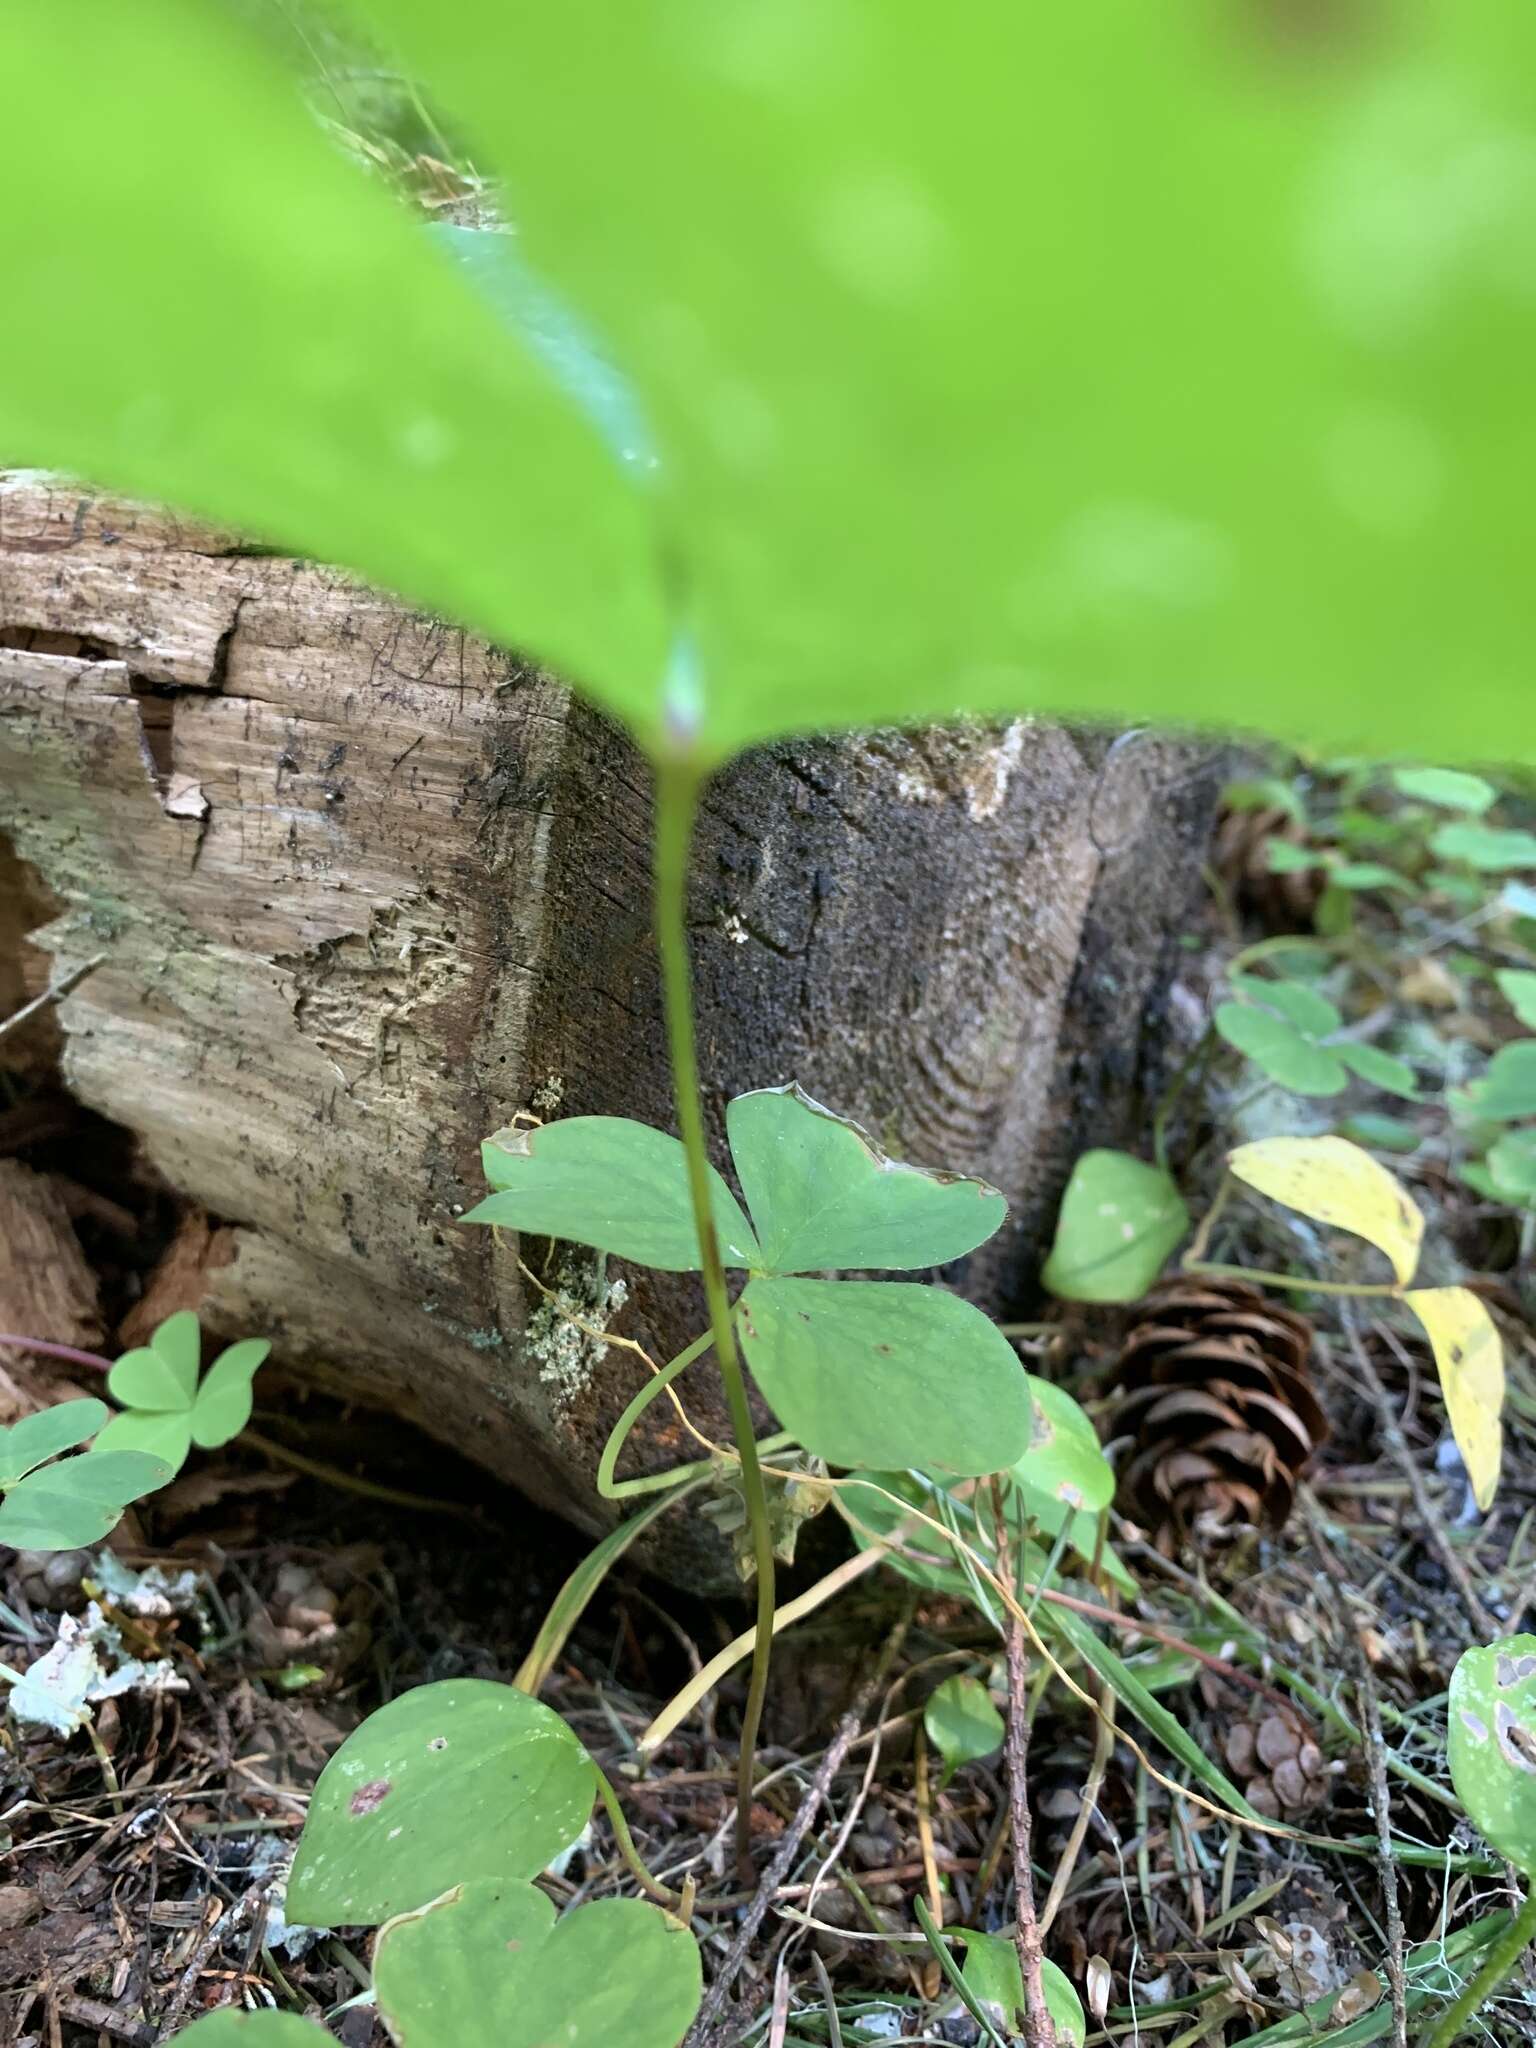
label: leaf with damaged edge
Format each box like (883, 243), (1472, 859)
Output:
(287, 1679), (596, 1927)
(735, 1276), (1029, 1475)
(1448, 1636), (1536, 1874)
(468, 1117), (759, 1270)
(1020, 1376), (1113, 1512)
(726, 1083), (1006, 1273)
(373, 1879), (701, 2048)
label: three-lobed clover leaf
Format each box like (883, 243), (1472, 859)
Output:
(1216, 974), (1417, 1101)
(465, 1083), (1029, 1477)
(373, 1877), (701, 2048)
(1448, 1636), (1536, 1876)
(0, 1397), (171, 1551)
(287, 1678), (597, 1928)
(95, 1312), (269, 1475)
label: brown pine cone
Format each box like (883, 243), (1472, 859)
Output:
(1213, 804), (1324, 932)
(1111, 1277), (1326, 1550)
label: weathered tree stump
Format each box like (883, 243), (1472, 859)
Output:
(0, 471), (1218, 1576)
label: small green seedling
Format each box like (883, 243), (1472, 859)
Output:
(1215, 973), (1417, 1101)
(924, 1675), (1004, 1786)
(1039, 1150), (1188, 1304)
(96, 1312), (269, 1474)
(0, 1398), (170, 1551)
(282, 1675), (701, 2045)
(959, 1929), (1086, 2048)
(466, 1083), (1029, 1477)
(1428, 1636), (1536, 2048)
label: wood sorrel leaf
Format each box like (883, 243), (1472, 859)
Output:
(1041, 1152), (1189, 1304)
(924, 1675), (1004, 1786)
(1214, 1003), (1348, 1097)
(1227, 1135), (1424, 1284)
(0, 1450), (171, 1551)
(108, 1312), (200, 1412)
(355, 3), (1536, 765)
(1403, 1288), (1504, 1511)
(92, 1411), (194, 1475)
(373, 1880), (702, 2048)
(735, 1276), (1029, 1474)
(726, 1084), (1005, 1274)
(287, 1680), (596, 1927)
(1462, 1042), (1536, 1122)
(1020, 1377), (1113, 1513)
(0, 1400), (108, 1485)
(465, 1119), (759, 1271)
(190, 1340), (272, 1450)
(174, 2016), (325, 2045)
(1448, 1636), (1536, 1875)
(959, 1931), (1086, 2048)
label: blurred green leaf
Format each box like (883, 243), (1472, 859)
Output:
(1464, 1042), (1536, 1121)
(1214, 1003), (1348, 1096)
(1335, 1043), (1420, 1099)
(1496, 970), (1536, 1029)
(12, 4), (1536, 763)
(1041, 1151), (1188, 1303)
(1340, 1112), (1422, 1154)
(1448, 1636), (1536, 1874)
(924, 1675), (1004, 1785)
(1431, 824), (1536, 872)
(1227, 974), (1341, 1038)
(1487, 1130), (1536, 1203)
(175, 2016), (325, 2045)
(1329, 861), (1413, 892)
(0, 5), (666, 723)
(1392, 767), (1497, 813)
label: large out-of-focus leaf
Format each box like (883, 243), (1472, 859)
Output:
(360, 2), (1536, 763)
(0, 2), (666, 716)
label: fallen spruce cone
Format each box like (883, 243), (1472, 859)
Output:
(1212, 803), (1324, 933)
(1112, 1277), (1326, 1551)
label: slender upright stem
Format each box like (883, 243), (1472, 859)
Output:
(1423, 1887), (1536, 2048)
(653, 755), (777, 1883)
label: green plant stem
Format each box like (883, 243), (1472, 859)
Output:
(1422, 1887), (1536, 2048)
(653, 754), (777, 1885)
(592, 1765), (683, 1910)
(1184, 1259), (1403, 1300)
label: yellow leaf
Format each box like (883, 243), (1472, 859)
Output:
(1404, 1288), (1504, 1511)
(1226, 1136), (1423, 1287)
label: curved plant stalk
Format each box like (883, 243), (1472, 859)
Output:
(652, 755), (778, 1881)
(514, 1477), (708, 1694)
(1422, 1888), (1536, 2048)
(591, 1764), (689, 1913)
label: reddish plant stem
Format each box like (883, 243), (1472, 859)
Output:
(0, 1334), (111, 1373)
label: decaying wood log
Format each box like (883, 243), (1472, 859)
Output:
(0, 471), (1219, 1577)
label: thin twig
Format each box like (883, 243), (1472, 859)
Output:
(1339, 1304), (1494, 1638)
(991, 1477), (1056, 2048)
(0, 952), (104, 1045)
